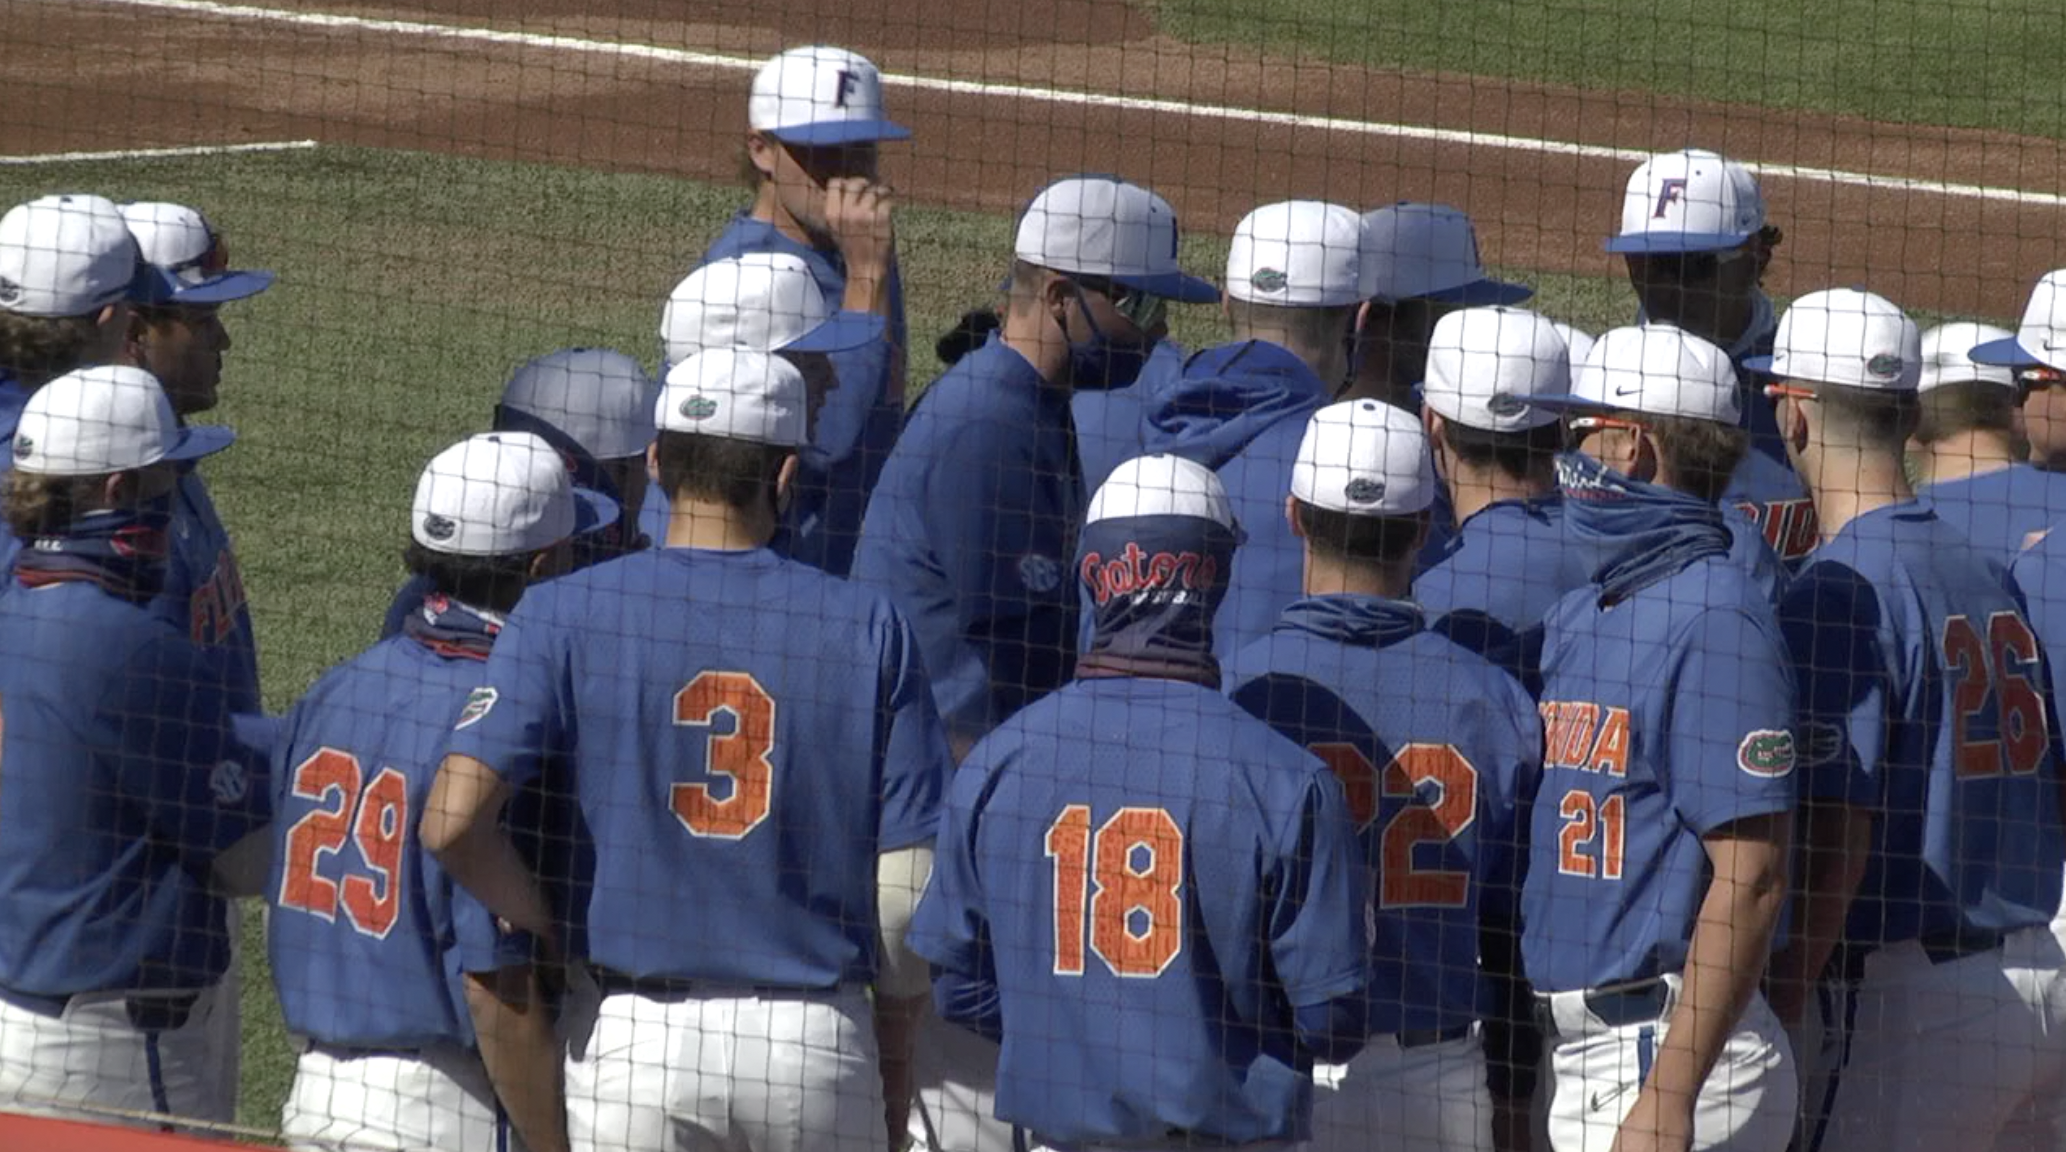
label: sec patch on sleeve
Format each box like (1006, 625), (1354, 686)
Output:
(454, 686), (498, 730)
(1736, 729), (1796, 778)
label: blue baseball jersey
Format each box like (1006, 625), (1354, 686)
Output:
(1071, 338), (1185, 495)
(0, 372), (26, 574)
(267, 633), (506, 1049)
(852, 336), (1082, 743)
(1225, 594), (1541, 1036)
(160, 469), (260, 714)
(908, 676), (1370, 1146)
(2011, 522), (2066, 778)
(0, 581), (270, 996)
(446, 546), (950, 985)
(639, 212), (903, 578)
(1523, 557), (1799, 992)
(1780, 503), (2064, 944)
(1140, 341), (1332, 661)
(1726, 448), (1819, 566)
(1922, 464), (2066, 567)
(1413, 496), (1589, 654)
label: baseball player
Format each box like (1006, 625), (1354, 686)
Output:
(0, 193), (159, 573)
(0, 366), (271, 1128)
(1757, 289), (2066, 1152)
(634, 45), (906, 577)
(118, 201), (273, 715)
(271, 432), (614, 1152)
(381, 347), (656, 638)
(909, 452), (1375, 1152)
(1606, 149), (1818, 564)
(1224, 401), (1540, 1152)
(2008, 519), (2066, 1147)
(1984, 278), (2066, 478)
(1523, 324), (1801, 1152)
(1139, 199), (1367, 660)
(425, 348), (951, 1152)
(1943, 275), (2066, 559)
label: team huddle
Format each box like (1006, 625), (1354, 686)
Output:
(0, 39), (2063, 1152)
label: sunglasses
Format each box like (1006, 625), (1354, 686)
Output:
(1069, 276), (1168, 332)
(1562, 413), (1646, 450)
(1630, 245), (1752, 284)
(2019, 366), (2066, 391)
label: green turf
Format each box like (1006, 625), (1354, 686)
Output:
(1149, 0), (2066, 141)
(0, 143), (1692, 1137)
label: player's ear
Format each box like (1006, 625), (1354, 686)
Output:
(100, 470), (131, 510)
(645, 441), (662, 487)
(774, 452), (800, 513)
(744, 131), (780, 180)
(1283, 494), (1305, 540)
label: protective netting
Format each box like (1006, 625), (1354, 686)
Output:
(1, 2), (2064, 1152)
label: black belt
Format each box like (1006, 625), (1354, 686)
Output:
(1916, 928), (2004, 965)
(307, 1041), (428, 1061)
(1396, 1023), (1472, 1049)
(588, 966), (815, 1001)
(1535, 977), (1670, 1036)
(1038, 1129), (1251, 1151)
(0, 986), (198, 1032)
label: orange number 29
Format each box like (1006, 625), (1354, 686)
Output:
(1310, 742), (1479, 909)
(1046, 805), (1185, 978)
(277, 747), (408, 939)
(1942, 612), (2049, 780)
(672, 672), (777, 839)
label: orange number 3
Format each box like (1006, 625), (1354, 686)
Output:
(1046, 805), (1185, 978)
(1310, 742), (1479, 910)
(672, 672), (777, 839)
(277, 748), (408, 939)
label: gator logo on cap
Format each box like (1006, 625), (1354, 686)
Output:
(1250, 268), (1290, 294)
(421, 513), (457, 542)
(0, 277), (19, 307)
(1866, 354), (1905, 380)
(679, 395), (720, 421)
(1484, 392), (1527, 418)
(1344, 477), (1386, 505)
(1737, 728), (1796, 778)
(11, 434), (31, 461)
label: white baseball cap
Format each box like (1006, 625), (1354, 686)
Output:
(1743, 288), (1921, 391)
(656, 348), (807, 448)
(1358, 203), (1532, 305)
(1532, 324), (1743, 425)
(1918, 322), (2016, 392)
(10, 365), (233, 476)
(120, 202), (273, 305)
(1971, 270), (2066, 373)
(748, 46), (909, 146)
(0, 194), (157, 318)
(411, 431), (616, 556)
(1551, 322), (1597, 369)
(1291, 398), (1436, 516)
(1605, 149), (1766, 255)
(1014, 176), (1219, 303)
(1225, 200), (1366, 307)
(1086, 453), (1238, 528)
(1421, 307), (1569, 433)
(499, 348), (656, 461)
(661, 253), (884, 367)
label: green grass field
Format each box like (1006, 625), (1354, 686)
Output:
(1152, 0), (2066, 140)
(0, 143), (1768, 1136)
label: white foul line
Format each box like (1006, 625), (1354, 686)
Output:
(64, 0), (2066, 209)
(0, 138), (319, 165)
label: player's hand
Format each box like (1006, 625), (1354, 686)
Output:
(1608, 1086), (1693, 1152)
(824, 176), (896, 305)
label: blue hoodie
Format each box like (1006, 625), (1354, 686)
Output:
(0, 371), (30, 575)
(1140, 341), (1333, 660)
(1072, 339), (1186, 495)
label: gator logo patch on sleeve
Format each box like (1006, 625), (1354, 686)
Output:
(1737, 729), (1796, 778)
(455, 686), (499, 730)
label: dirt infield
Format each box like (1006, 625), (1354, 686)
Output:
(4, 0), (2063, 317)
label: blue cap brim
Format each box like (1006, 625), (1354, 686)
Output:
(1603, 233), (1753, 255)
(1740, 355), (1777, 373)
(1418, 278), (1534, 306)
(571, 487), (619, 538)
(160, 424), (237, 464)
(1109, 270), (1221, 305)
(1519, 392), (1605, 413)
(781, 310), (886, 354)
(1968, 337), (2046, 368)
(168, 270), (275, 305)
(766, 120), (912, 146)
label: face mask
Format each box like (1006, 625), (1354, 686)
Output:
(1062, 284), (1152, 392)
(12, 494), (177, 603)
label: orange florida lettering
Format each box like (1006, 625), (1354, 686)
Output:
(1735, 498), (1820, 561)
(1538, 701), (1631, 777)
(190, 549), (250, 645)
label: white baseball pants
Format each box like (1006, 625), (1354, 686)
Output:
(1541, 976), (1796, 1152)
(908, 1011), (1016, 1152)
(281, 1042), (521, 1152)
(0, 979), (235, 1130)
(568, 983), (884, 1152)
(1309, 1028), (1494, 1152)
(1817, 926), (2066, 1152)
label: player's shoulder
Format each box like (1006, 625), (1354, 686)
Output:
(3, 581), (177, 655)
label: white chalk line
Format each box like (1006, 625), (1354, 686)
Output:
(57, 0), (2066, 208)
(0, 138), (319, 165)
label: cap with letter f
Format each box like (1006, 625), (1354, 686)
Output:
(1014, 175), (1219, 303)
(412, 431), (616, 556)
(1605, 148), (1765, 255)
(1292, 398), (1436, 516)
(1971, 269), (2066, 374)
(1744, 288), (1920, 392)
(12, 365), (233, 476)
(656, 348), (807, 448)
(749, 45), (909, 146)
(1530, 324), (1742, 425)
(662, 252), (884, 368)
(120, 201), (273, 305)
